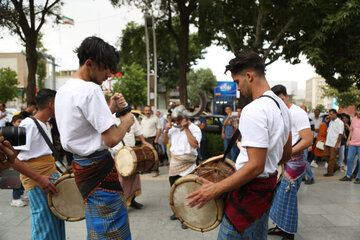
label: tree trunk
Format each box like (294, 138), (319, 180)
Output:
(25, 34), (38, 103)
(178, 11), (190, 106)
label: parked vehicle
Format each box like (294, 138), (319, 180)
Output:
(201, 115), (224, 134)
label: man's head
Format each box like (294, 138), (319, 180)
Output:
(0, 103), (6, 111)
(11, 115), (24, 127)
(36, 88), (56, 117)
(271, 84), (290, 106)
(26, 102), (36, 113)
(314, 109), (320, 117)
(156, 111), (161, 118)
(225, 50), (265, 99)
(224, 105), (232, 115)
(236, 107), (242, 117)
(356, 104), (360, 117)
(144, 105), (152, 118)
(328, 109), (337, 121)
(75, 36), (119, 85)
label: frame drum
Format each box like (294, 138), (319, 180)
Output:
(48, 173), (85, 221)
(277, 164), (285, 183)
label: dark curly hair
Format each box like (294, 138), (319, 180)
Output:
(75, 36), (119, 73)
(225, 50), (265, 76)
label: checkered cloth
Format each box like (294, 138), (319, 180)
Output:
(269, 175), (304, 234)
(217, 211), (269, 240)
(85, 189), (131, 240)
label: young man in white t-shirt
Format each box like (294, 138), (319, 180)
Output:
(323, 109), (344, 176)
(186, 51), (292, 239)
(269, 85), (312, 240)
(55, 36), (134, 240)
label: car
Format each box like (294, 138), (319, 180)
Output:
(201, 114), (224, 134)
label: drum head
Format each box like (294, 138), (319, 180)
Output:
(115, 146), (137, 177)
(277, 164), (284, 183)
(48, 174), (84, 221)
(169, 175), (224, 232)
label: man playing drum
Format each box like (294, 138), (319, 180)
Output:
(162, 112), (202, 228)
(55, 36), (134, 240)
(111, 114), (151, 209)
(13, 89), (65, 240)
(186, 50), (292, 240)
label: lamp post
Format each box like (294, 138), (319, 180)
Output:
(144, 15), (157, 110)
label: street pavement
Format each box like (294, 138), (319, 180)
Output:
(1, 162), (360, 240)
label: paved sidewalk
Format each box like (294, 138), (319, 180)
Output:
(1, 163), (360, 240)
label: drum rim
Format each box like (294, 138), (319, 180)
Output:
(277, 164), (285, 183)
(48, 173), (85, 222)
(194, 154), (235, 172)
(169, 174), (224, 232)
(115, 146), (138, 177)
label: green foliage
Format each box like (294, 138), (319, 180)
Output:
(187, 68), (217, 106)
(321, 85), (360, 108)
(0, 68), (19, 103)
(315, 104), (325, 112)
(205, 133), (224, 157)
(111, 63), (147, 107)
(37, 61), (46, 90)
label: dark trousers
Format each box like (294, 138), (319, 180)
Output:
(169, 175), (181, 187)
(145, 136), (159, 172)
(323, 145), (339, 174)
(13, 184), (24, 200)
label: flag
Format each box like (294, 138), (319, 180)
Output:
(61, 16), (74, 26)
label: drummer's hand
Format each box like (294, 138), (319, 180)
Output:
(38, 175), (58, 195)
(185, 176), (218, 209)
(110, 93), (126, 113)
(142, 141), (152, 147)
(120, 112), (135, 129)
(0, 140), (16, 164)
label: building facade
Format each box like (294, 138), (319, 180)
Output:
(305, 76), (333, 110)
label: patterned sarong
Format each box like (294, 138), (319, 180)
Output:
(73, 151), (131, 240)
(27, 172), (65, 240)
(168, 154), (196, 176)
(217, 211), (269, 240)
(284, 151), (306, 181)
(119, 174), (142, 207)
(269, 174), (304, 234)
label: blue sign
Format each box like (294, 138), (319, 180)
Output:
(214, 82), (237, 100)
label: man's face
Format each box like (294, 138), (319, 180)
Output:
(173, 117), (183, 125)
(236, 108), (242, 116)
(315, 109), (320, 117)
(276, 93), (290, 106)
(89, 61), (111, 85)
(156, 111), (160, 118)
(329, 111), (337, 120)
(0, 104), (5, 111)
(28, 105), (36, 113)
(231, 72), (252, 99)
(357, 108), (360, 117)
(12, 119), (22, 127)
(144, 107), (152, 117)
(225, 107), (232, 115)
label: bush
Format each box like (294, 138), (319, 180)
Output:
(205, 133), (224, 158)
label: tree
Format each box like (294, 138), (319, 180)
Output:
(0, 0), (63, 102)
(187, 68), (216, 106)
(117, 21), (205, 93)
(322, 85), (360, 108)
(0, 68), (19, 103)
(110, 0), (211, 106)
(315, 104), (325, 113)
(111, 63), (147, 107)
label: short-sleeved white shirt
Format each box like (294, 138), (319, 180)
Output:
(235, 91), (291, 178)
(312, 117), (322, 138)
(112, 115), (142, 150)
(0, 110), (8, 127)
(14, 117), (53, 161)
(289, 104), (311, 145)
(55, 78), (116, 156)
(326, 118), (344, 147)
(168, 123), (202, 156)
(141, 115), (161, 138)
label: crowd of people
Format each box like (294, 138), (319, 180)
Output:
(1, 37), (360, 240)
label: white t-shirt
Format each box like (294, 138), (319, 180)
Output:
(55, 78), (116, 156)
(289, 104), (311, 146)
(326, 118), (344, 147)
(312, 116), (322, 138)
(235, 91), (291, 178)
(141, 115), (161, 138)
(0, 110), (8, 127)
(112, 115), (142, 150)
(168, 123), (202, 156)
(14, 117), (53, 161)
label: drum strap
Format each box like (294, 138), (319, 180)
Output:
(30, 116), (66, 173)
(221, 94), (282, 162)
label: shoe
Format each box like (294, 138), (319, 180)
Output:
(281, 233), (295, 240)
(302, 177), (306, 182)
(354, 178), (360, 184)
(170, 214), (177, 220)
(268, 227), (285, 236)
(340, 169), (345, 173)
(342, 165), (348, 171)
(10, 199), (27, 207)
(323, 173), (334, 177)
(325, 162), (328, 168)
(20, 195), (29, 202)
(130, 200), (143, 209)
(152, 172), (159, 177)
(305, 178), (315, 185)
(181, 223), (188, 229)
(334, 166), (340, 172)
(159, 163), (164, 167)
(310, 160), (319, 168)
(339, 176), (352, 181)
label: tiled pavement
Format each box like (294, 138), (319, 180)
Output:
(1, 162), (360, 240)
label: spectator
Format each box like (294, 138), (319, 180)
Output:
(193, 106), (207, 163)
(310, 109), (322, 167)
(0, 103), (9, 127)
(19, 102), (36, 118)
(221, 105), (239, 162)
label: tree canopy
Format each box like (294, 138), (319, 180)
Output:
(0, 0), (63, 102)
(0, 67), (19, 103)
(187, 68), (217, 106)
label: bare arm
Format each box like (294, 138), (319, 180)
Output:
(162, 122), (172, 145)
(292, 128), (313, 154)
(186, 147), (267, 208)
(347, 130), (353, 146)
(154, 129), (161, 144)
(102, 112), (135, 148)
(182, 120), (198, 148)
(334, 133), (342, 151)
(279, 131), (292, 165)
(138, 134), (151, 146)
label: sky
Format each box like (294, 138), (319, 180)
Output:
(0, 0), (318, 94)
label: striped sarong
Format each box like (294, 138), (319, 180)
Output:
(27, 172), (65, 240)
(217, 211), (269, 240)
(269, 175), (304, 234)
(73, 151), (131, 240)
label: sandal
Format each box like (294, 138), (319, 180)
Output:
(268, 226), (285, 236)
